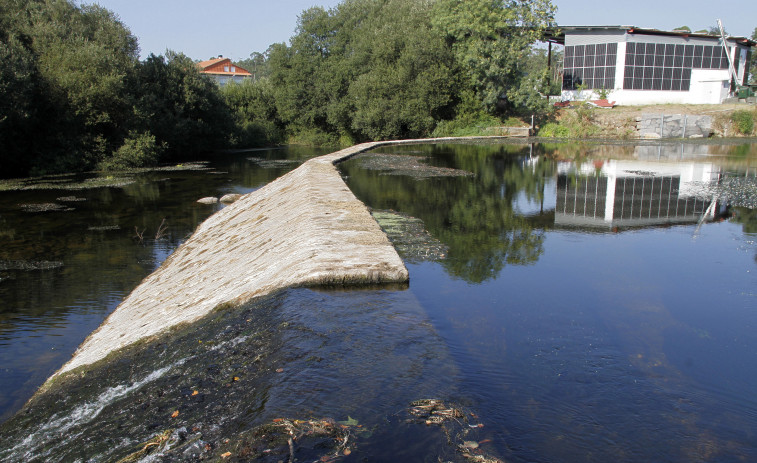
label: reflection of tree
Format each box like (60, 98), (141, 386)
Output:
(730, 207), (757, 234)
(341, 143), (555, 283)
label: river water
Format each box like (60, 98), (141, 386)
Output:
(0, 141), (756, 462)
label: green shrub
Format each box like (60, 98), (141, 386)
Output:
(288, 128), (339, 147)
(100, 132), (164, 171)
(538, 122), (571, 138)
(502, 116), (524, 127)
(431, 112), (503, 137)
(731, 110), (755, 135)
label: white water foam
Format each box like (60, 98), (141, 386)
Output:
(1, 360), (184, 462)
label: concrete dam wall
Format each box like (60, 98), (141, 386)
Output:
(50, 142), (409, 379)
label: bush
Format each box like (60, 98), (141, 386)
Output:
(100, 131), (164, 171)
(538, 122), (571, 138)
(287, 128), (340, 147)
(731, 110), (755, 135)
(431, 112), (503, 137)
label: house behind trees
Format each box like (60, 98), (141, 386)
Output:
(198, 56), (253, 86)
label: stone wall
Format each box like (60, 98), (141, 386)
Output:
(636, 114), (712, 139)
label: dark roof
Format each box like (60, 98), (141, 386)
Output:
(544, 26), (756, 47)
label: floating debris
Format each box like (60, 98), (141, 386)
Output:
(247, 158), (302, 168)
(153, 162), (213, 172)
(371, 210), (447, 263)
(356, 153), (474, 179)
(0, 260), (63, 271)
(406, 399), (502, 463)
(19, 203), (74, 213)
(56, 196), (87, 202)
(116, 429), (172, 463)
(87, 225), (121, 231)
(221, 416), (363, 462)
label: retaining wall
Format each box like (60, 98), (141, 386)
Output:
(636, 114), (712, 139)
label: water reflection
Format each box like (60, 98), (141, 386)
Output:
(0, 148), (327, 421)
(341, 140), (757, 462)
(1, 141), (756, 462)
(555, 160), (723, 229)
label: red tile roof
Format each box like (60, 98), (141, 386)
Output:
(197, 57), (252, 76)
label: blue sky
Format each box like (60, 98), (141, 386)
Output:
(87, 0), (756, 61)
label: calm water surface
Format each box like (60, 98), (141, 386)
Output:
(0, 147), (329, 420)
(0, 141), (756, 462)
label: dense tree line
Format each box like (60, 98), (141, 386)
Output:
(0, 0), (556, 178)
(0, 0), (232, 177)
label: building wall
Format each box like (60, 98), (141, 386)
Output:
(561, 29), (751, 104)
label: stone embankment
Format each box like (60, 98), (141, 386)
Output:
(50, 142), (411, 379)
(635, 114), (712, 139)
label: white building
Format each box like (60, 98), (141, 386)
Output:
(548, 26), (755, 105)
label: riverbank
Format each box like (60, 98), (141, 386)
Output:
(542, 103), (757, 139)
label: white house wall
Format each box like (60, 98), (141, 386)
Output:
(561, 28), (751, 104)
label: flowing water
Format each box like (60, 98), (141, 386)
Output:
(1, 141), (756, 462)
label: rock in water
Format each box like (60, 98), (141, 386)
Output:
(220, 194), (242, 204)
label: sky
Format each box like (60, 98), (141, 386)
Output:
(85, 0), (756, 62)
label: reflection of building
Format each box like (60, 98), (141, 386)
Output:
(555, 161), (721, 229)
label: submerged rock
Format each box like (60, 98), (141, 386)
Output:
(219, 193), (242, 204)
(19, 203), (74, 213)
(371, 210), (447, 263)
(0, 260), (64, 271)
(356, 153), (474, 179)
(196, 197), (218, 205)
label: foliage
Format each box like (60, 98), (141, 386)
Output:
(430, 0), (556, 113)
(0, 0), (140, 176)
(222, 79), (284, 147)
(0, 0), (248, 178)
(431, 111), (503, 137)
(264, 0), (555, 145)
(1, 0), (560, 175)
(537, 103), (598, 138)
(131, 52), (234, 161)
(730, 110), (755, 135)
(595, 87), (610, 100)
(538, 122), (570, 138)
(100, 131), (165, 171)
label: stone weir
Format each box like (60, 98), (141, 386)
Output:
(49, 141), (408, 380)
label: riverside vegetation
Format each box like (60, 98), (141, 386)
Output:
(0, 0), (557, 179)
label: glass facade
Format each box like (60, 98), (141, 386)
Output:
(562, 43), (617, 90)
(623, 43), (729, 91)
(562, 39), (732, 93)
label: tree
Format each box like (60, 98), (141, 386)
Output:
(222, 78), (285, 147)
(0, 0), (139, 175)
(346, 0), (458, 139)
(132, 52), (234, 160)
(430, 0), (556, 114)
